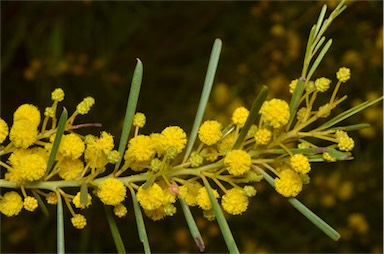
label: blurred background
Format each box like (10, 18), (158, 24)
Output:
(1, 1), (382, 253)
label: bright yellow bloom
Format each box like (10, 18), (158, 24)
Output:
(221, 188), (249, 215)
(336, 67), (351, 83)
(290, 154), (311, 174)
(84, 132), (114, 169)
(114, 203), (128, 218)
(275, 169), (303, 197)
(198, 120), (222, 145)
(161, 126), (187, 154)
(136, 183), (164, 210)
(72, 192), (92, 209)
(71, 214), (87, 229)
(13, 104), (41, 127)
(23, 196), (38, 212)
(97, 178), (126, 206)
(9, 120), (38, 148)
(164, 204), (177, 216)
(217, 132), (236, 153)
(58, 158), (84, 180)
(231, 107), (249, 127)
(254, 128), (272, 145)
(76, 96), (95, 115)
(0, 191), (23, 217)
(51, 88), (65, 102)
(133, 112), (146, 128)
(124, 135), (155, 162)
(323, 152), (337, 162)
(18, 154), (47, 181)
(178, 181), (202, 206)
(58, 133), (85, 159)
(107, 150), (121, 164)
(260, 99), (290, 129)
(196, 187), (219, 210)
(336, 131), (355, 151)
(144, 207), (166, 221)
(289, 79), (298, 93)
(314, 77), (331, 92)
(224, 149), (251, 176)
(0, 118), (9, 144)
(44, 107), (55, 117)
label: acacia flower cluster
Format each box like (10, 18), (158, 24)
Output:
(0, 2), (382, 252)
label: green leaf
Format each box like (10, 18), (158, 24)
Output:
(183, 38), (222, 162)
(201, 176), (239, 254)
(313, 5), (327, 40)
(80, 181), (88, 206)
(115, 59), (143, 170)
(233, 85), (268, 149)
(32, 191), (49, 217)
(315, 96), (383, 131)
(287, 77), (306, 130)
(306, 39), (332, 81)
(57, 193), (65, 254)
(179, 197), (205, 252)
(129, 186), (151, 254)
(104, 205), (127, 254)
(46, 107), (67, 176)
(255, 167), (340, 241)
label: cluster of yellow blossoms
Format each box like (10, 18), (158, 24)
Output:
(0, 66), (365, 232)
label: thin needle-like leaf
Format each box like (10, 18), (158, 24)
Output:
(255, 166), (340, 240)
(306, 39), (332, 81)
(179, 197), (205, 252)
(201, 175), (239, 254)
(115, 59), (143, 170)
(80, 181), (88, 206)
(183, 39), (222, 162)
(129, 185), (151, 254)
(46, 107), (67, 176)
(233, 85), (268, 149)
(57, 192), (65, 254)
(104, 205), (127, 254)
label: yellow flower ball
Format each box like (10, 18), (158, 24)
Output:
(58, 133), (85, 159)
(336, 67), (351, 83)
(18, 154), (47, 181)
(136, 183), (164, 211)
(51, 88), (65, 102)
(97, 178), (126, 206)
(289, 79), (298, 93)
(290, 154), (311, 174)
(221, 188), (249, 215)
(58, 158), (84, 180)
(23, 196), (38, 212)
(275, 169), (303, 197)
(13, 104), (41, 127)
(314, 77), (331, 92)
(71, 214), (87, 229)
(161, 126), (187, 154)
(198, 120), (222, 145)
(178, 181), (203, 206)
(0, 191), (23, 217)
(260, 99), (290, 129)
(9, 120), (38, 148)
(124, 135), (155, 162)
(254, 128), (272, 145)
(133, 112), (146, 128)
(76, 97), (95, 115)
(231, 107), (249, 127)
(0, 118), (9, 144)
(114, 203), (128, 218)
(72, 192), (92, 209)
(224, 149), (251, 176)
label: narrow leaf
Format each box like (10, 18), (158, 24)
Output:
(80, 181), (88, 206)
(287, 77), (306, 129)
(306, 39), (332, 81)
(46, 107), (67, 175)
(183, 38), (222, 162)
(57, 193), (65, 254)
(129, 186), (151, 254)
(201, 176), (240, 254)
(255, 167), (340, 240)
(115, 59), (143, 170)
(233, 85), (268, 149)
(104, 205), (127, 254)
(313, 5), (327, 39)
(32, 191), (49, 217)
(179, 197), (205, 252)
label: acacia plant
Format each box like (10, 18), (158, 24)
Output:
(0, 1), (382, 253)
